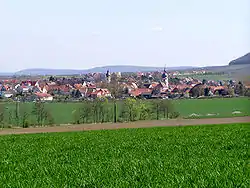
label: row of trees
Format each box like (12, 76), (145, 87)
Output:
(190, 81), (249, 98)
(73, 98), (179, 124)
(0, 102), (54, 128)
(0, 98), (179, 128)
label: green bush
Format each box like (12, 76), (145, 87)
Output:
(23, 120), (30, 128)
(169, 112), (180, 119)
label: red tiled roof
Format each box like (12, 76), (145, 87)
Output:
(35, 93), (52, 98)
(74, 84), (82, 89)
(170, 84), (190, 92)
(90, 88), (111, 96)
(130, 88), (152, 96)
(2, 85), (10, 90)
(177, 84), (190, 90)
(150, 83), (158, 88)
(138, 88), (152, 92)
(210, 86), (225, 91)
(90, 91), (99, 95)
(47, 85), (70, 92)
(88, 85), (97, 89)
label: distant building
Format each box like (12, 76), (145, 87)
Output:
(106, 70), (111, 83)
(161, 67), (169, 89)
(116, 72), (121, 78)
(34, 93), (53, 101)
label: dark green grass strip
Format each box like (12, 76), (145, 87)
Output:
(0, 123), (249, 187)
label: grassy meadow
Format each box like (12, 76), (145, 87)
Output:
(174, 97), (250, 118)
(0, 123), (249, 187)
(1, 97), (250, 126)
(177, 73), (232, 81)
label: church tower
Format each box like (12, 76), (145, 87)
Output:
(106, 70), (111, 83)
(161, 66), (169, 88)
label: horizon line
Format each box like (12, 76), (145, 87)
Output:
(1, 64), (230, 74)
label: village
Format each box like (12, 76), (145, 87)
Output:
(0, 68), (248, 102)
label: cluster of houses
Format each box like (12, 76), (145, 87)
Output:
(0, 80), (112, 101)
(0, 69), (248, 101)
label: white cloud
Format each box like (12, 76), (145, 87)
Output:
(151, 26), (164, 32)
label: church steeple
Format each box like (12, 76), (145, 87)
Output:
(162, 65), (167, 78)
(161, 65), (169, 88)
(106, 70), (111, 83)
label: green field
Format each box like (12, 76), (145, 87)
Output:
(177, 73), (232, 81)
(174, 97), (250, 118)
(1, 97), (250, 126)
(0, 98), (250, 124)
(0, 123), (249, 187)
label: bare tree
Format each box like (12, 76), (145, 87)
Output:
(32, 102), (48, 126)
(151, 99), (175, 120)
(8, 110), (13, 126)
(227, 86), (235, 96)
(46, 111), (55, 126)
(159, 100), (174, 119)
(235, 81), (245, 96)
(113, 100), (117, 123)
(0, 103), (5, 128)
(19, 103), (30, 128)
(99, 97), (109, 123)
(151, 100), (161, 120)
(91, 99), (99, 123)
(73, 109), (81, 124)
(77, 101), (92, 124)
(190, 84), (204, 98)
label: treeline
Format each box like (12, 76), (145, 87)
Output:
(0, 102), (54, 128)
(74, 98), (179, 124)
(0, 98), (179, 128)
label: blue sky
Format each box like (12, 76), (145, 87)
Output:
(0, 0), (249, 72)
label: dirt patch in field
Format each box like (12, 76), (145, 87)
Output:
(0, 116), (249, 136)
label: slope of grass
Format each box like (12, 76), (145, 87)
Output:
(0, 123), (249, 187)
(177, 73), (232, 81)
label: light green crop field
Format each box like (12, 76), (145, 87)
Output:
(173, 97), (250, 118)
(0, 123), (249, 187)
(177, 74), (232, 81)
(1, 97), (250, 125)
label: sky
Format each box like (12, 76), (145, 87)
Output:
(0, 0), (249, 72)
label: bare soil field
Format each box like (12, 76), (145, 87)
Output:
(0, 116), (249, 135)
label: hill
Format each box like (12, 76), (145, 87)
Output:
(3, 59), (250, 77)
(0, 72), (13, 76)
(186, 63), (250, 80)
(85, 65), (195, 73)
(14, 65), (195, 76)
(229, 53), (250, 66)
(15, 68), (83, 76)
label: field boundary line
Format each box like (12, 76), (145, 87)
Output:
(0, 116), (249, 135)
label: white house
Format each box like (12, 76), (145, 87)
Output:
(35, 93), (53, 101)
